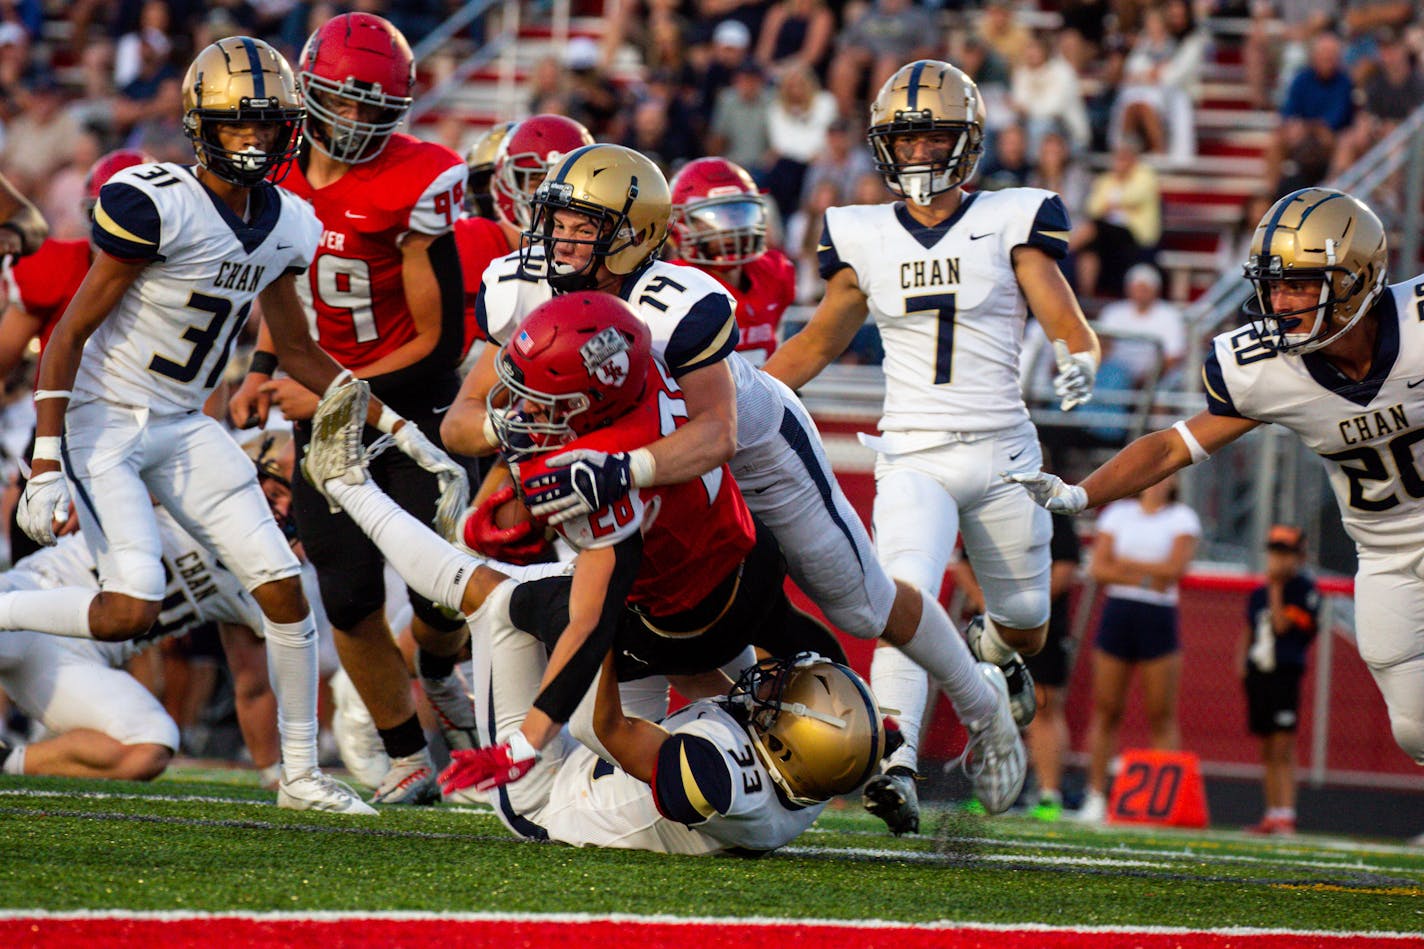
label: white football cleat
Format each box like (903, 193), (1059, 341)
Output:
(329, 667), (390, 789)
(277, 768), (378, 815)
(302, 376), (371, 512)
(371, 749), (441, 806)
(962, 662), (1027, 815)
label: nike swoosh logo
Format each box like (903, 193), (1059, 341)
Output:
(345, 211), (367, 220)
(276, 243), (292, 250)
(1408, 378), (1424, 388)
(970, 233), (993, 240)
(1008, 448), (1026, 461)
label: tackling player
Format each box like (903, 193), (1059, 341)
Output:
(441, 144), (1026, 829)
(1008, 187), (1424, 772)
(668, 157), (794, 368)
(763, 60), (1100, 827)
(0, 149), (145, 564)
(6, 36), (406, 814)
(228, 13), (472, 805)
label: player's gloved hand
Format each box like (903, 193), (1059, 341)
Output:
(393, 421), (470, 541)
(18, 469), (72, 546)
(522, 448), (655, 527)
(438, 734), (540, 794)
(1001, 470), (1089, 515)
(1052, 340), (1097, 412)
(461, 485), (549, 563)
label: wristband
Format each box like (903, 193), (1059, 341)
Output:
(32, 436), (61, 462)
(628, 447), (656, 488)
(33, 389), (72, 402)
(507, 729), (541, 762)
(1172, 420), (1210, 465)
(248, 351), (278, 376)
(376, 404), (402, 435)
(481, 413), (499, 448)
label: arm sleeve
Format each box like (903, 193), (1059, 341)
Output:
(664, 292), (738, 377)
(651, 732), (735, 825)
(92, 182), (164, 262)
(530, 532), (643, 724)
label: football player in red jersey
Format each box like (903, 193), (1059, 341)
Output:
(668, 157), (795, 368)
(0, 150), (143, 563)
(227, 12), (473, 805)
(301, 293), (845, 797)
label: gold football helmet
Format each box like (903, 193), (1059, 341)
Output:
(183, 37), (304, 187)
(466, 120), (516, 217)
(869, 60), (985, 205)
(522, 144), (671, 292)
(729, 654), (886, 805)
(1243, 188), (1388, 355)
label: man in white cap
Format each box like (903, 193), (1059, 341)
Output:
(1095, 263), (1187, 385)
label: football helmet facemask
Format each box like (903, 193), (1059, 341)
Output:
(521, 144), (671, 293)
(486, 292), (653, 454)
(492, 115), (596, 230)
(729, 653), (886, 806)
(669, 156), (769, 268)
(183, 37), (304, 187)
(466, 120), (516, 217)
(1242, 188), (1388, 355)
(868, 60), (985, 206)
(298, 12), (414, 164)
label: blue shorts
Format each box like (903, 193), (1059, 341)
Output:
(1094, 597), (1179, 662)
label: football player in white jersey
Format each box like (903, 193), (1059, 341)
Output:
(441, 143), (1026, 831)
(3, 38), (449, 815)
(763, 60), (1100, 827)
(1008, 187), (1424, 771)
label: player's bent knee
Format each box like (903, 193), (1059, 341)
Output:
(325, 596), (388, 635)
(90, 595), (163, 642)
(115, 743), (173, 782)
(250, 575), (309, 625)
(987, 591), (1050, 650)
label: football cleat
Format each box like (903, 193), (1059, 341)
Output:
(961, 663), (1027, 816)
(1075, 789), (1107, 825)
(1030, 792), (1064, 822)
(302, 376), (370, 512)
(329, 667), (390, 789)
(965, 615), (1037, 727)
(371, 749), (441, 805)
(1246, 815), (1296, 836)
(862, 766), (920, 836)
(277, 769), (378, 815)
(420, 660), (479, 753)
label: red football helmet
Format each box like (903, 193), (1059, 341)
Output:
(82, 149), (150, 217)
(299, 13), (415, 164)
(669, 157), (769, 268)
(487, 292), (652, 452)
(492, 115), (595, 230)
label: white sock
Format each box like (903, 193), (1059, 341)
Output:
(1268, 806), (1296, 821)
(870, 645), (929, 773)
(263, 614), (320, 781)
(975, 615), (1017, 666)
(899, 589), (998, 725)
(329, 480), (480, 612)
(0, 589), (96, 639)
(2, 743), (25, 775)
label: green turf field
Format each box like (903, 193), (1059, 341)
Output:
(2, 767), (1421, 934)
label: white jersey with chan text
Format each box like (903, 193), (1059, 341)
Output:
(476, 250), (784, 450)
(819, 188), (1072, 435)
(80, 163), (320, 414)
(1203, 280), (1424, 552)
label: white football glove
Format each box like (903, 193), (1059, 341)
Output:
(393, 422), (470, 540)
(1001, 470), (1088, 515)
(18, 469), (72, 546)
(1052, 339), (1097, 412)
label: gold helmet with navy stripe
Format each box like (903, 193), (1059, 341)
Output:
(869, 60), (985, 205)
(465, 121), (516, 216)
(183, 37), (304, 187)
(523, 144), (671, 292)
(729, 654), (886, 805)
(1242, 188), (1387, 355)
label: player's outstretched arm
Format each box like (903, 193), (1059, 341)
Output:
(1014, 245), (1101, 411)
(591, 651), (670, 785)
(763, 266), (869, 391)
(1005, 410), (1259, 513)
(440, 343), (501, 456)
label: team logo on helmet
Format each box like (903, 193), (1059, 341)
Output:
(581, 327), (632, 387)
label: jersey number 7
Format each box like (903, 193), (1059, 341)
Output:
(905, 293), (957, 384)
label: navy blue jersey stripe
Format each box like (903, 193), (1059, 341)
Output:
(653, 733), (733, 826)
(1201, 347), (1242, 418)
(241, 38), (266, 98)
(664, 292), (737, 375)
(60, 436), (104, 535)
(484, 679), (549, 840)
(779, 409), (863, 569)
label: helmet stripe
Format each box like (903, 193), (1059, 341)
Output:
(907, 60), (926, 111)
(1296, 191), (1346, 228)
(241, 37), (266, 98)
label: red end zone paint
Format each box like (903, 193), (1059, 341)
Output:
(2, 916), (1415, 949)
